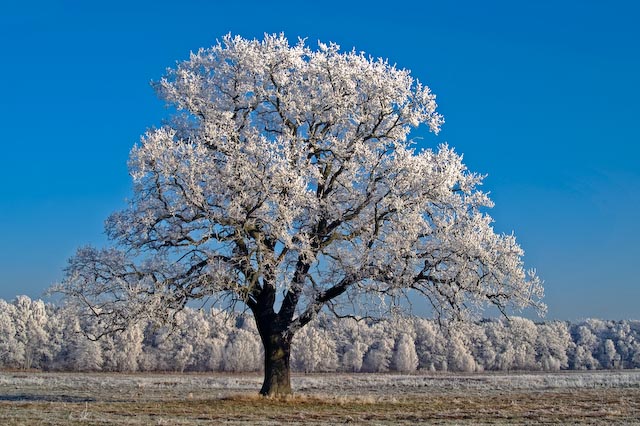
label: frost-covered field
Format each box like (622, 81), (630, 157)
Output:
(0, 370), (639, 425)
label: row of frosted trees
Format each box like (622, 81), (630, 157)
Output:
(1, 296), (639, 373)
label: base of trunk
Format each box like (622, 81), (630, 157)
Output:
(259, 376), (292, 397)
(260, 333), (292, 397)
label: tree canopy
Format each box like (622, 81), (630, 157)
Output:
(56, 34), (544, 395)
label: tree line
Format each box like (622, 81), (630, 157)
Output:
(1, 296), (638, 373)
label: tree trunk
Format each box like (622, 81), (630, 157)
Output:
(259, 332), (293, 396)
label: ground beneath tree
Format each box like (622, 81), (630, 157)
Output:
(0, 371), (638, 425)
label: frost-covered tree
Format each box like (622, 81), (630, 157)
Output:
(600, 339), (620, 369)
(65, 318), (104, 371)
(222, 329), (263, 372)
(508, 317), (538, 370)
(361, 322), (395, 372)
(413, 318), (448, 371)
(447, 328), (477, 372)
(631, 341), (640, 369)
(391, 333), (419, 372)
(362, 338), (394, 373)
(332, 317), (369, 372)
(535, 321), (571, 371)
(13, 296), (51, 369)
(0, 300), (22, 368)
(340, 340), (368, 372)
(44, 306), (67, 370)
(151, 312), (197, 372)
(102, 323), (144, 372)
(292, 325), (338, 372)
(460, 321), (491, 372)
(609, 321), (638, 369)
(572, 325), (601, 370)
(484, 320), (514, 371)
(54, 34), (544, 395)
(180, 310), (213, 371)
(203, 310), (233, 371)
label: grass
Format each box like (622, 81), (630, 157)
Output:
(0, 371), (638, 424)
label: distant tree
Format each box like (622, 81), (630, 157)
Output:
(508, 317), (538, 370)
(137, 325), (163, 371)
(610, 321), (640, 368)
(535, 321), (572, 371)
(572, 325), (600, 370)
(446, 328), (476, 372)
(361, 322), (395, 372)
(222, 329), (262, 372)
(54, 34), (544, 395)
(413, 317), (447, 371)
(175, 343), (194, 373)
(332, 317), (369, 372)
(180, 310), (214, 371)
(292, 325), (338, 372)
(203, 309), (233, 371)
(631, 342), (640, 369)
(340, 340), (368, 372)
(203, 336), (226, 371)
(13, 296), (50, 369)
(362, 338), (394, 373)
(485, 320), (514, 371)
(66, 318), (104, 371)
(601, 339), (620, 369)
(0, 300), (21, 368)
(156, 311), (201, 372)
(464, 321), (493, 372)
(391, 333), (419, 372)
(108, 323), (144, 372)
(44, 306), (67, 370)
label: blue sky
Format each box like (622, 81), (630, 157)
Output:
(1, 0), (638, 320)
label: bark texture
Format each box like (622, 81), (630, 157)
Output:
(259, 332), (293, 396)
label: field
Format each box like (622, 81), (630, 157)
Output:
(0, 371), (639, 425)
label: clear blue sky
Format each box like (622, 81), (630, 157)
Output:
(1, 0), (638, 320)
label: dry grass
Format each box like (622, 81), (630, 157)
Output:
(0, 371), (638, 425)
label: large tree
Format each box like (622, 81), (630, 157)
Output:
(56, 34), (544, 396)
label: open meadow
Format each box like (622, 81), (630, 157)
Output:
(0, 370), (638, 425)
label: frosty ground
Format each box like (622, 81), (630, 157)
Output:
(0, 370), (638, 425)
